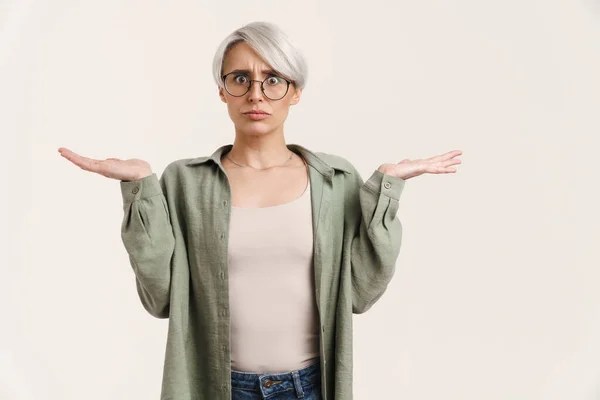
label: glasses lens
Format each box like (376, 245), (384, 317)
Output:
(224, 74), (250, 96)
(262, 76), (289, 100)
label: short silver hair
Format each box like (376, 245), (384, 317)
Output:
(212, 21), (308, 90)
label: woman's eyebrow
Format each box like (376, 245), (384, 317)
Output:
(226, 69), (278, 75)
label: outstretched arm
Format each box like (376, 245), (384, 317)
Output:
(347, 149), (463, 314)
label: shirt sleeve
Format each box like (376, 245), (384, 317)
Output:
(120, 171), (175, 319)
(345, 166), (406, 314)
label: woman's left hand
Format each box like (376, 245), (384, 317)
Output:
(378, 150), (463, 180)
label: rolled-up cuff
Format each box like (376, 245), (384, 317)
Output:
(120, 173), (162, 204)
(363, 169), (406, 201)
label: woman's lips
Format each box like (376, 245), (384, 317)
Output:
(244, 112), (270, 120)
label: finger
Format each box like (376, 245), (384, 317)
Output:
(58, 148), (85, 165)
(80, 157), (106, 174)
(60, 148), (103, 173)
(442, 158), (462, 168)
(424, 158), (461, 174)
(422, 163), (456, 174)
(427, 150), (462, 163)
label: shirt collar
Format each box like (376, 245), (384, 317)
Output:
(185, 143), (351, 180)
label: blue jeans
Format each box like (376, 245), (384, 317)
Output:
(231, 359), (322, 399)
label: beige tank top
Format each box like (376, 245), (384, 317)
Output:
(227, 162), (320, 373)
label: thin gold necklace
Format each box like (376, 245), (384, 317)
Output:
(226, 150), (294, 170)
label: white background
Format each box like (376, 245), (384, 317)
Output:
(1, 0), (599, 399)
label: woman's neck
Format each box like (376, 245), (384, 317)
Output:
(227, 135), (293, 170)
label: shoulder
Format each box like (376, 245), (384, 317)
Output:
(314, 151), (357, 175)
(165, 158), (197, 169)
(159, 158), (202, 182)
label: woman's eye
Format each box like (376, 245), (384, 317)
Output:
(234, 75), (248, 84)
(266, 76), (281, 85)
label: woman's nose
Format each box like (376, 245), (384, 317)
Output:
(248, 80), (265, 102)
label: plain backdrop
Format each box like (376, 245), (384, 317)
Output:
(1, 0), (599, 399)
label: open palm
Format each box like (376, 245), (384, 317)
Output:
(58, 147), (153, 181)
(379, 150), (463, 180)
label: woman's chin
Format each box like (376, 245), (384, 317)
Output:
(237, 122), (272, 136)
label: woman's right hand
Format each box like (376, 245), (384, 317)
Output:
(58, 147), (153, 181)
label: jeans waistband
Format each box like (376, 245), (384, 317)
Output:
(231, 359), (321, 396)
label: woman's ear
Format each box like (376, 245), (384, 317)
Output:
(219, 87), (227, 104)
(290, 88), (302, 106)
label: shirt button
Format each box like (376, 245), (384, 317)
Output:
(322, 326), (325, 332)
(223, 200), (227, 206)
(220, 233), (224, 239)
(384, 182), (391, 189)
(132, 187), (139, 194)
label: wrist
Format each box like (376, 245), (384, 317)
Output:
(135, 171), (154, 181)
(378, 165), (393, 175)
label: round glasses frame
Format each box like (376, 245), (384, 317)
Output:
(221, 72), (293, 101)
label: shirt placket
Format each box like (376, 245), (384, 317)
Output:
(312, 168), (333, 399)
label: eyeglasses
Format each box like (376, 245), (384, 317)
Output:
(221, 72), (293, 100)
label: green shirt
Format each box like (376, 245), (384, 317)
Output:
(119, 143), (406, 399)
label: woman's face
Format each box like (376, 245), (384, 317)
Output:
(219, 42), (302, 137)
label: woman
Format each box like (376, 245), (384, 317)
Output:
(59, 21), (461, 400)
